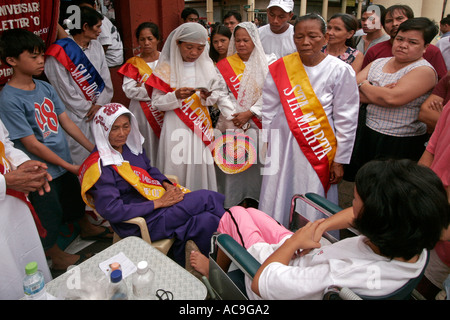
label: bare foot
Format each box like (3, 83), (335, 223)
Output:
(189, 250), (210, 277)
(46, 245), (91, 271)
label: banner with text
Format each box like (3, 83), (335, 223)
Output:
(0, 0), (60, 85)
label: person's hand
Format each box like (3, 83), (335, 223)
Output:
(287, 220), (323, 257)
(329, 162), (344, 184)
(85, 104), (102, 122)
(383, 82), (397, 89)
(232, 111), (253, 129)
(199, 89), (212, 100)
(5, 160), (52, 195)
(428, 99), (444, 113)
(175, 87), (195, 100)
(162, 180), (176, 191)
(153, 186), (184, 209)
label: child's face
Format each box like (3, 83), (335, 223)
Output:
(8, 49), (45, 77)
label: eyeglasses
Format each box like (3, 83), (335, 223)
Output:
(156, 289), (173, 300)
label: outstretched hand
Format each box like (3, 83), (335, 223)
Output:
(288, 219), (324, 254)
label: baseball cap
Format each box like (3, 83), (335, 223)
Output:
(267, 0), (294, 13)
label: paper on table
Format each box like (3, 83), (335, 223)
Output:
(98, 252), (137, 278)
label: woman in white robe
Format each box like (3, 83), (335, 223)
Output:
(45, 7), (113, 165)
(120, 22), (161, 166)
(0, 120), (52, 299)
(214, 22), (276, 208)
(259, 14), (359, 227)
(150, 23), (234, 191)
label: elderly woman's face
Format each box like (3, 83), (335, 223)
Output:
(293, 19), (327, 58)
(234, 28), (255, 61)
(178, 41), (206, 62)
(392, 30), (426, 63)
(83, 20), (102, 40)
(109, 115), (131, 151)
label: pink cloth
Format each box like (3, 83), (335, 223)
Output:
(426, 102), (450, 188)
(217, 206), (293, 249)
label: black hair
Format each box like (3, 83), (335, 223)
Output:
(75, 0), (96, 7)
(381, 4), (414, 27)
(328, 13), (358, 47)
(363, 4), (387, 19)
(223, 10), (242, 23)
(353, 159), (450, 261)
(396, 17), (439, 45)
(0, 28), (45, 67)
(295, 13), (327, 34)
(209, 24), (231, 63)
(440, 14), (450, 26)
(135, 22), (160, 41)
(69, 5), (104, 36)
(181, 8), (199, 20)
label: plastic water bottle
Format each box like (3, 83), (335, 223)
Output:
(132, 261), (155, 300)
(23, 261), (46, 300)
(108, 269), (128, 300)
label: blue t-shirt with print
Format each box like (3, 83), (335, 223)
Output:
(0, 79), (72, 179)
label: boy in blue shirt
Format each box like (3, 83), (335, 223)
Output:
(0, 29), (113, 272)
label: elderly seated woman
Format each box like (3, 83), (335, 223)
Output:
(79, 103), (226, 266)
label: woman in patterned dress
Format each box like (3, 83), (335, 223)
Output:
(322, 13), (364, 73)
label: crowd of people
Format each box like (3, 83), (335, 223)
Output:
(0, 0), (449, 300)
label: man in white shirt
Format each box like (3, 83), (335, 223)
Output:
(259, 0), (297, 59)
(98, 14), (124, 67)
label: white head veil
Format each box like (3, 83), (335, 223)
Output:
(91, 103), (144, 166)
(227, 22), (269, 113)
(152, 23), (217, 89)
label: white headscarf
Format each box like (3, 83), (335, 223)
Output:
(227, 22), (269, 113)
(152, 22), (217, 89)
(91, 103), (144, 166)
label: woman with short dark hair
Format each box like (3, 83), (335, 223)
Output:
(352, 17), (439, 176)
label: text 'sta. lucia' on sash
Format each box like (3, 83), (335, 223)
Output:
(216, 54), (262, 129)
(269, 52), (337, 193)
(0, 141), (46, 237)
(45, 37), (105, 104)
(78, 151), (190, 209)
(147, 74), (215, 150)
(117, 57), (164, 138)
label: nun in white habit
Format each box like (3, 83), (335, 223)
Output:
(150, 23), (234, 192)
(214, 22), (276, 208)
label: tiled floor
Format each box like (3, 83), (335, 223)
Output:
(338, 179), (355, 209)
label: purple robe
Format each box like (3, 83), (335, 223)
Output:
(88, 145), (225, 265)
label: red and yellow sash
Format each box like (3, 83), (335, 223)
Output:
(269, 52), (337, 192)
(118, 57), (164, 138)
(0, 142), (47, 237)
(148, 74), (215, 149)
(79, 151), (190, 209)
(216, 54), (262, 129)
